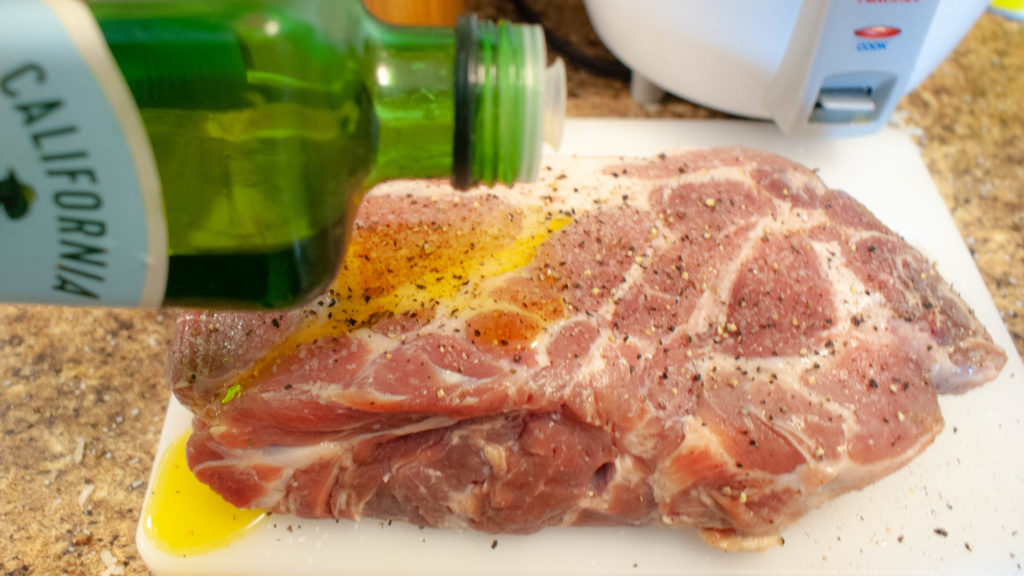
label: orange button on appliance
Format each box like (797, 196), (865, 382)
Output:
(854, 26), (902, 39)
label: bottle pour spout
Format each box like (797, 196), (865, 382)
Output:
(543, 57), (567, 152)
(517, 28), (566, 183)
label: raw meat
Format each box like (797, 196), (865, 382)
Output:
(167, 147), (1006, 549)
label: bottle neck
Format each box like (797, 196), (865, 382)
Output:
(361, 17), (458, 186)
(364, 11), (563, 189)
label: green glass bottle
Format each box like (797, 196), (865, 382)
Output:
(0, 0), (564, 309)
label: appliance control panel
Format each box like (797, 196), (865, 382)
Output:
(767, 0), (943, 137)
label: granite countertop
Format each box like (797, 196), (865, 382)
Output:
(1, 4), (1020, 575)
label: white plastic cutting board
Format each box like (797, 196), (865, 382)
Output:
(138, 119), (1024, 575)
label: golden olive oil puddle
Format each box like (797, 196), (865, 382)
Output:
(143, 431), (266, 555)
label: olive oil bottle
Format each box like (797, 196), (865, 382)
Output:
(0, 0), (564, 309)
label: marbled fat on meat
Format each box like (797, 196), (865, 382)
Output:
(167, 147), (1006, 549)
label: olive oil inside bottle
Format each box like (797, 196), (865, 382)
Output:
(93, 2), (376, 308)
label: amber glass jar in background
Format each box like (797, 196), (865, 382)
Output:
(363, 0), (466, 26)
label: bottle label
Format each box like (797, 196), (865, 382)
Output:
(0, 0), (167, 306)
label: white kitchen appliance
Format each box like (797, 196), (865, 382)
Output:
(582, 0), (990, 136)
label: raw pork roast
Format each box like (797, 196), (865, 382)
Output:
(168, 147), (1006, 549)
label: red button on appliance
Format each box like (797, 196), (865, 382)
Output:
(854, 26), (901, 39)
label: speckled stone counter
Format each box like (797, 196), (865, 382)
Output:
(1, 4), (1020, 575)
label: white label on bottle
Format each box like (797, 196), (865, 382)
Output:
(0, 0), (167, 306)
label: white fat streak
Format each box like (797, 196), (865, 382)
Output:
(647, 420), (798, 524)
(440, 421), (519, 525)
(616, 406), (684, 461)
(809, 425), (938, 502)
(680, 216), (759, 336)
(594, 207), (675, 322)
(650, 420), (716, 500)
(742, 386), (846, 464)
(527, 322), (555, 368)
(690, 346), (863, 453)
(811, 234), (894, 330)
(799, 239), (896, 439)
(681, 184), (840, 337)
(574, 334), (614, 401)
(192, 442), (345, 511)
(352, 328), (405, 359)
(442, 487), (478, 529)
(222, 414), (456, 513)
(226, 442), (342, 474)
(373, 415), (459, 438)
(652, 411), (933, 527)
(434, 365), (471, 387)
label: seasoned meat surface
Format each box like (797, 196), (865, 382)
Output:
(167, 147), (1005, 548)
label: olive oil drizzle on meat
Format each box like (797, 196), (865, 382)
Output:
(202, 201), (572, 418)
